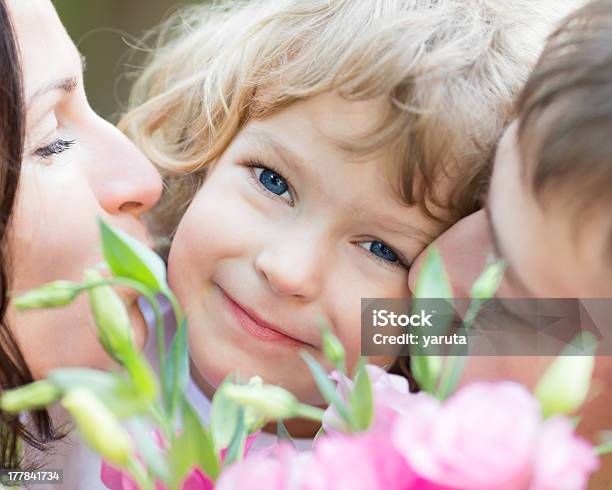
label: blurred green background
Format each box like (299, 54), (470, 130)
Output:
(53, 0), (202, 122)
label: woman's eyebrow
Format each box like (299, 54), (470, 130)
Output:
(27, 76), (78, 106)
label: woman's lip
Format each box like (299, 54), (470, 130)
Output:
(219, 287), (308, 346)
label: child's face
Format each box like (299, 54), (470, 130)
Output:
(168, 93), (446, 402)
(488, 122), (612, 298)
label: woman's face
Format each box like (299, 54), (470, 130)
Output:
(168, 93), (447, 403)
(6, 0), (162, 377)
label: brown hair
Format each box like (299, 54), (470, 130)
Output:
(518, 0), (612, 216)
(0, 0), (59, 469)
(121, 0), (575, 255)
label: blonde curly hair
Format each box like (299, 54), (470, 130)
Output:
(120, 0), (581, 254)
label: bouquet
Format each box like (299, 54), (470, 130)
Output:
(1, 220), (609, 489)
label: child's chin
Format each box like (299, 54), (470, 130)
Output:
(192, 343), (326, 404)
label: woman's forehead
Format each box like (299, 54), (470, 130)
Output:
(10, 0), (80, 100)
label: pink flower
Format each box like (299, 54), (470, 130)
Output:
(531, 417), (599, 490)
(215, 444), (311, 490)
(101, 465), (211, 490)
(323, 365), (420, 433)
(218, 430), (416, 490)
(391, 381), (600, 490)
(392, 382), (541, 489)
(101, 430), (257, 490)
(305, 431), (416, 490)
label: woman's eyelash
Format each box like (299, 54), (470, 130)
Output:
(35, 139), (75, 159)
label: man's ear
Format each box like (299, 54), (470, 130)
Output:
(408, 209), (490, 298)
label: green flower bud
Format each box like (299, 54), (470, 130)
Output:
(535, 355), (595, 418)
(61, 388), (132, 467)
(223, 384), (300, 420)
(124, 352), (159, 401)
(247, 376), (263, 388)
(470, 260), (505, 300)
(14, 281), (81, 310)
(321, 329), (346, 369)
(0, 380), (61, 413)
(84, 269), (135, 364)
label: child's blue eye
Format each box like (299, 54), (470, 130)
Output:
(360, 241), (399, 264)
(257, 168), (288, 196)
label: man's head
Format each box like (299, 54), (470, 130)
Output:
(411, 0), (612, 299)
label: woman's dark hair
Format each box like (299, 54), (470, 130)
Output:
(0, 0), (59, 469)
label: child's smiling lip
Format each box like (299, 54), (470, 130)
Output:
(217, 285), (319, 349)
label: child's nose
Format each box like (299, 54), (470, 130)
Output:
(254, 238), (325, 300)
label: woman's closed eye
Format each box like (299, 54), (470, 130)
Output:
(34, 138), (75, 161)
(245, 160), (295, 206)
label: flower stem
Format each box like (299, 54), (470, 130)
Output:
(295, 403), (325, 422)
(595, 442), (612, 456)
(127, 458), (154, 490)
(435, 298), (483, 400)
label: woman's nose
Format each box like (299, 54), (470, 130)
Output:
(254, 234), (326, 300)
(88, 121), (162, 218)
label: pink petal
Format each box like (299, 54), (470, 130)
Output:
(101, 462), (138, 490)
(181, 467), (214, 490)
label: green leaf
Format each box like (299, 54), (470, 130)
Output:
(168, 396), (220, 486)
(312, 425), (325, 446)
(210, 377), (241, 453)
(349, 361), (373, 431)
(276, 420), (296, 449)
(470, 259), (505, 300)
(123, 351), (159, 401)
(98, 218), (169, 294)
(301, 351), (354, 430)
(48, 368), (148, 419)
(162, 317), (189, 418)
(411, 247), (452, 394)
(222, 409), (247, 468)
(411, 353), (445, 396)
(435, 356), (467, 401)
(413, 247), (452, 299)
